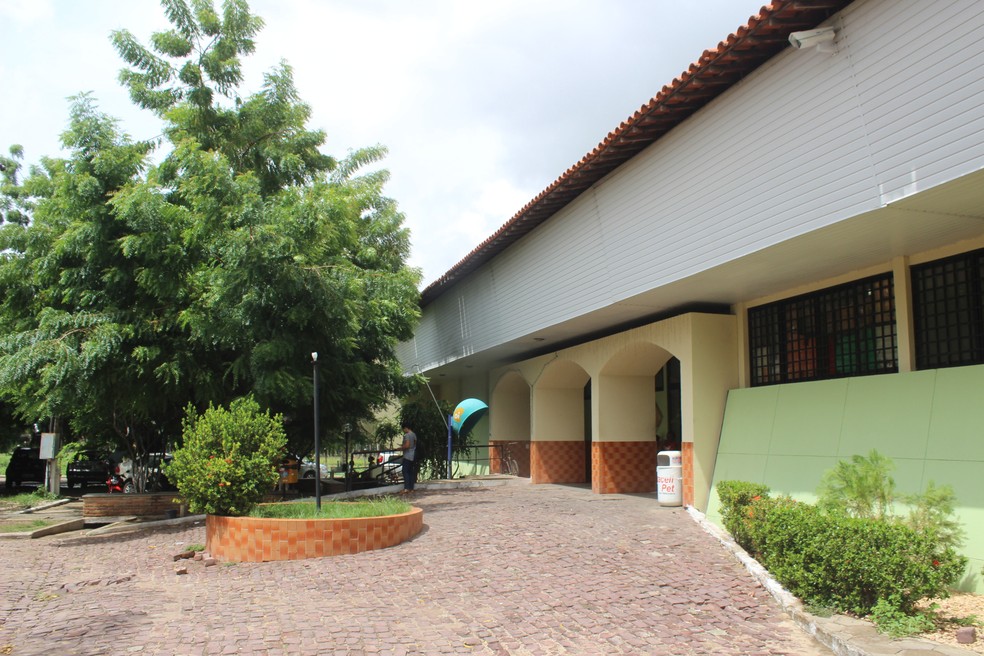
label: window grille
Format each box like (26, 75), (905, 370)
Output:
(911, 249), (984, 369)
(749, 274), (897, 386)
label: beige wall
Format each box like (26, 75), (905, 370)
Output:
(490, 371), (531, 442)
(598, 375), (656, 442)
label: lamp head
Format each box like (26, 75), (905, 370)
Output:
(311, 352), (318, 363)
(788, 26), (836, 50)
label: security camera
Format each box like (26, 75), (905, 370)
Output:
(788, 26), (836, 50)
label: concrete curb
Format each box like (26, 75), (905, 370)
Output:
(16, 497), (75, 514)
(83, 513), (205, 536)
(31, 518), (85, 538)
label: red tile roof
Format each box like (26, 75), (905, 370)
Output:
(420, 0), (852, 306)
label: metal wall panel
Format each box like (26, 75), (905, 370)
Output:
(401, 0), (984, 372)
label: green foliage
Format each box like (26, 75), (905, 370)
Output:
(903, 481), (965, 550)
(869, 598), (936, 637)
(818, 450), (965, 552)
(248, 497), (410, 519)
(0, 1), (421, 464)
(165, 396), (286, 516)
(1, 490), (58, 509)
(715, 480), (770, 552)
(817, 449), (896, 520)
(0, 519), (54, 534)
(721, 461), (969, 624)
(751, 500), (966, 616)
(398, 385), (472, 481)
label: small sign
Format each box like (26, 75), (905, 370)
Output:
(40, 433), (58, 459)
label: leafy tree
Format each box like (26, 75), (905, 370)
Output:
(399, 384), (475, 481)
(0, 0), (420, 482)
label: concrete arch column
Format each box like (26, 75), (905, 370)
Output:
(490, 371), (531, 477)
(530, 360), (590, 484)
(594, 343), (674, 494)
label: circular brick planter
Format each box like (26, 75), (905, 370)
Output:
(205, 507), (423, 562)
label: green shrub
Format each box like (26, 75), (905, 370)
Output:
(869, 597), (936, 637)
(753, 501), (966, 616)
(165, 397), (287, 516)
(715, 480), (770, 552)
(817, 449), (895, 520)
(903, 481), (965, 551)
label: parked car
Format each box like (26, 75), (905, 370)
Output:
(4, 446), (47, 489)
(115, 452), (176, 492)
(299, 459), (329, 479)
(66, 450), (113, 489)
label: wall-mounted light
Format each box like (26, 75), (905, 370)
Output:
(789, 26), (836, 51)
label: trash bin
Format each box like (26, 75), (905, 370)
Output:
(657, 450), (682, 506)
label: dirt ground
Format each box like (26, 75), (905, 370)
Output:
(919, 592), (984, 653)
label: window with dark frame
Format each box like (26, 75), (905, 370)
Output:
(911, 249), (984, 370)
(748, 273), (898, 386)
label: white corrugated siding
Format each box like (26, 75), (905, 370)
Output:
(402, 0), (984, 371)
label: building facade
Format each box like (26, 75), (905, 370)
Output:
(398, 0), (984, 590)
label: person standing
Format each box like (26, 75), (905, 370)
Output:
(400, 424), (417, 494)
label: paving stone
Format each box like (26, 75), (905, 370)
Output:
(0, 479), (933, 655)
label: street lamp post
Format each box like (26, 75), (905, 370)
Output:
(343, 423), (352, 493)
(312, 352), (321, 511)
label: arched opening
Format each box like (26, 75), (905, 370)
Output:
(595, 343), (678, 494)
(531, 360), (590, 484)
(490, 371), (531, 477)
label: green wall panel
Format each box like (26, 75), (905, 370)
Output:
(771, 380), (848, 456)
(928, 365), (984, 462)
(890, 458), (933, 496)
(719, 387), (778, 455)
(763, 455), (839, 502)
(712, 453), (768, 485)
(839, 371), (936, 460)
(923, 460), (984, 562)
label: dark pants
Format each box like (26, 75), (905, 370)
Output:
(402, 458), (416, 490)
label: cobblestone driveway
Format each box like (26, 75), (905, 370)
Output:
(0, 480), (831, 655)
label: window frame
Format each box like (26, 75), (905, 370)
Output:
(748, 273), (898, 387)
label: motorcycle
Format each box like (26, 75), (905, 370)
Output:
(106, 465), (135, 493)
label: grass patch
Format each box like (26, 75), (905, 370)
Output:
(0, 519), (55, 533)
(248, 497), (411, 519)
(0, 490), (59, 510)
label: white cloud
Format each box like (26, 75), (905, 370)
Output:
(0, 0), (53, 24)
(0, 0), (763, 286)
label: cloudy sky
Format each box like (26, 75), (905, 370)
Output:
(0, 0), (761, 286)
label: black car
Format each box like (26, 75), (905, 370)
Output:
(4, 446), (47, 489)
(67, 450), (113, 489)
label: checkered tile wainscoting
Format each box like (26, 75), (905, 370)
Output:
(530, 441), (585, 484)
(592, 441), (659, 494)
(683, 442), (694, 506)
(489, 440), (531, 477)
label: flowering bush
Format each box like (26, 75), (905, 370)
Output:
(715, 480), (770, 552)
(717, 477), (966, 621)
(752, 500), (965, 616)
(165, 397), (287, 516)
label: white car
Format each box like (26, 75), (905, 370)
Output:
(299, 460), (329, 479)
